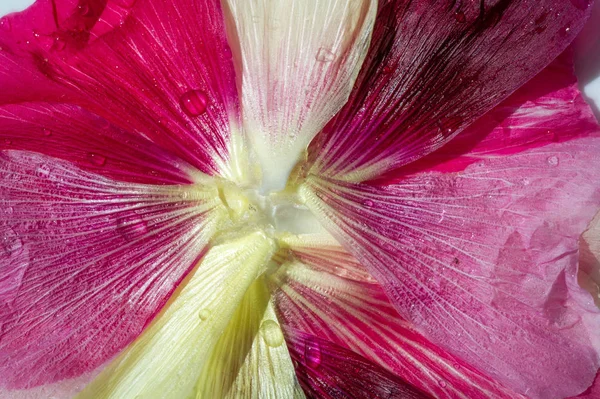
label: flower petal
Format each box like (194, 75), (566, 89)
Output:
(307, 0), (593, 181)
(300, 129), (600, 398)
(284, 329), (430, 399)
(196, 279), (303, 398)
(0, 0), (239, 178)
(224, 0), (377, 191)
(77, 232), (293, 398)
(270, 244), (520, 398)
(0, 151), (224, 389)
(0, 103), (197, 185)
(579, 211), (600, 307)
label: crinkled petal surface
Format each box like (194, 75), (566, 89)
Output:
(300, 56), (600, 398)
(308, 0), (593, 182)
(0, 0), (239, 177)
(78, 232), (301, 399)
(272, 236), (521, 398)
(0, 151), (224, 389)
(225, 0), (377, 191)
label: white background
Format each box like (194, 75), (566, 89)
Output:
(1, 0), (600, 120)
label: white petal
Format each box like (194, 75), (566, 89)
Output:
(225, 0), (377, 192)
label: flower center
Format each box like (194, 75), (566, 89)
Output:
(215, 181), (326, 241)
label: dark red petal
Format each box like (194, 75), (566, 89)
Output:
(0, 103), (195, 185)
(307, 0), (593, 181)
(270, 245), (521, 398)
(0, 0), (239, 177)
(0, 151), (223, 388)
(285, 329), (430, 399)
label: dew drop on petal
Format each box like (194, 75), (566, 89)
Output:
(116, 213), (148, 241)
(2, 227), (22, 256)
(36, 164), (51, 178)
(304, 338), (322, 368)
(223, 45), (233, 60)
(260, 320), (284, 347)
(180, 90), (208, 117)
(382, 66), (393, 74)
(363, 199), (374, 207)
(88, 152), (106, 166)
(438, 379), (448, 388)
(53, 36), (67, 51)
(42, 128), (52, 137)
(316, 47), (336, 63)
(4, 139), (12, 145)
(454, 11), (466, 23)
(78, 4), (91, 16)
(198, 309), (211, 320)
(547, 156), (559, 167)
(0, 18), (11, 32)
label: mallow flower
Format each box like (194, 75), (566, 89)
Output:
(1, 0), (600, 398)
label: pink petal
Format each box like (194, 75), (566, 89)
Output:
(579, 211), (600, 307)
(307, 0), (592, 182)
(0, 103), (195, 185)
(571, 371), (600, 398)
(301, 132), (600, 398)
(0, 0), (239, 177)
(0, 151), (223, 389)
(284, 329), (429, 399)
(271, 247), (521, 398)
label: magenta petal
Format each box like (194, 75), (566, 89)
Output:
(0, 0), (239, 176)
(0, 103), (195, 185)
(0, 151), (221, 389)
(284, 329), (430, 399)
(272, 252), (520, 398)
(308, 0), (592, 181)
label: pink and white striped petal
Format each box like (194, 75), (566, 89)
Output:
(307, 0), (593, 182)
(0, 0), (239, 178)
(224, 0), (377, 191)
(0, 151), (225, 390)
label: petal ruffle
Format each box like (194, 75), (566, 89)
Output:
(225, 0), (377, 191)
(0, 103), (196, 185)
(0, 0), (239, 178)
(0, 152), (224, 389)
(77, 232), (300, 399)
(307, 0), (593, 182)
(270, 242), (520, 398)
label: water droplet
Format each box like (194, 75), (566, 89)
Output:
(4, 139), (12, 145)
(315, 47), (335, 63)
(88, 152), (106, 166)
(180, 90), (208, 117)
(438, 379), (447, 388)
(53, 36), (67, 51)
(36, 164), (51, 178)
(570, 0), (591, 10)
(454, 11), (466, 23)
(0, 18), (11, 32)
(363, 199), (374, 207)
(564, 26), (571, 34)
(382, 66), (393, 74)
(42, 128), (52, 137)
(78, 4), (91, 16)
(260, 320), (284, 347)
(547, 156), (559, 167)
(2, 227), (22, 256)
(304, 338), (322, 368)
(116, 213), (148, 241)
(198, 309), (211, 320)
